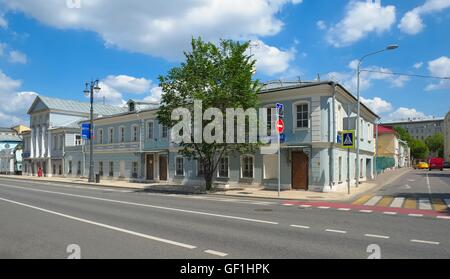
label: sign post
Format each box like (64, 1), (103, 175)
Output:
(342, 128), (355, 195)
(276, 103), (284, 197)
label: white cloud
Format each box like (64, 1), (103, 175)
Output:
(248, 40), (296, 76)
(361, 96), (393, 114)
(325, 1), (396, 47)
(316, 20), (326, 30)
(0, 70), (38, 126)
(387, 107), (433, 121)
(102, 75), (151, 94)
(425, 56), (450, 90)
(0, 42), (6, 56)
(8, 50), (27, 64)
(0, 14), (7, 28)
(143, 87), (164, 103)
(1, 0), (302, 60)
(413, 62), (423, 69)
(399, 0), (450, 35)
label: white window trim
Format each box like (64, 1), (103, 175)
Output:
(161, 124), (169, 140)
(131, 124), (139, 142)
(119, 126), (126, 143)
(217, 156), (230, 178)
(108, 127), (114, 144)
(147, 120), (155, 141)
(97, 129), (104, 145)
(240, 154), (255, 179)
(196, 159), (205, 177)
(292, 100), (310, 132)
(175, 156), (185, 176)
(264, 104), (276, 136)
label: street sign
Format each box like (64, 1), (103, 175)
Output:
(81, 123), (91, 140)
(276, 103), (284, 118)
(280, 133), (286, 143)
(342, 130), (355, 149)
(276, 119), (284, 134)
(337, 133), (342, 144)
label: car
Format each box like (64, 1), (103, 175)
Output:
(428, 157), (444, 171)
(415, 162), (429, 169)
(444, 161), (450, 169)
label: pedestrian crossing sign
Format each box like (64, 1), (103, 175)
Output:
(342, 130), (355, 149)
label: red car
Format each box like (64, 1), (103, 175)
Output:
(428, 158), (444, 171)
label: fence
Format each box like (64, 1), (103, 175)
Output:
(376, 156), (395, 174)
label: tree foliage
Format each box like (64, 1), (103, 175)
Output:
(425, 133), (444, 157)
(157, 37), (262, 191)
(394, 126), (429, 160)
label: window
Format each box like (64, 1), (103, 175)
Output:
(360, 119), (364, 140)
(75, 135), (82, 146)
(175, 157), (184, 176)
(132, 125), (139, 142)
(367, 123), (372, 142)
(68, 161), (72, 175)
(99, 162), (104, 176)
(109, 128), (114, 144)
(53, 135), (57, 149)
(53, 164), (56, 175)
(218, 157), (229, 178)
(77, 161), (81, 175)
(241, 155), (254, 179)
(109, 161), (114, 177)
(58, 165), (62, 175)
(132, 162), (138, 178)
(147, 121), (154, 140)
(295, 103), (309, 129)
(197, 160), (205, 177)
(98, 129), (103, 144)
(162, 125), (168, 139)
(120, 127), (125, 143)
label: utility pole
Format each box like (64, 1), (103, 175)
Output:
(84, 80), (101, 183)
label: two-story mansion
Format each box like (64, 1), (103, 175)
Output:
(22, 96), (126, 177)
(22, 81), (379, 192)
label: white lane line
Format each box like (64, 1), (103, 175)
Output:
(390, 197), (405, 208)
(0, 184), (279, 225)
(283, 204), (294, 206)
(0, 197), (196, 249)
(204, 250), (228, 257)
(426, 174), (432, 196)
(383, 212), (397, 215)
(325, 229), (347, 234)
(359, 209), (373, 213)
(290, 224), (311, 229)
(299, 205), (312, 208)
(408, 214), (424, 217)
(437, 216), (450, 220)
(364, 196), (383, 206)
(410, 239), (440, 245)
(418, 198), (432, 210)
(364, 234), (390, 239)
(337, 208), (351, 211)
(317, 206), (330, 209)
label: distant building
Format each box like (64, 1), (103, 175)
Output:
(382, 118), (444, 141)
(0, 128), (22, 174)
(444, 110), (450, 162)
(375, 125), (410, 168)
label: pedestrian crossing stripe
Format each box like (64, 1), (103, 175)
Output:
(352, 195), (450, 212)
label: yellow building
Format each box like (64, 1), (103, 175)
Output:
(11, 125), (31, 135)
(376, 125), (410, 168)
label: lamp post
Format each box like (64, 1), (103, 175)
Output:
(84, 80), (101, 183)
(356, 44), (398, 187)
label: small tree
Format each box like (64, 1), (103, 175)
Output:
(157, 38), (261, 191)
(425, 133), (444, 157)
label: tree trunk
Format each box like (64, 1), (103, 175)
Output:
(204, 171), (213, 191)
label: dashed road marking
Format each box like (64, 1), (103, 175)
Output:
(299, 205), (312, 208)
(290, 224), (311, 229)
(410, 239), (439, 245)
(359, 210), (373, 213)
(364, 196), (383, 206)
(337, 208), (351, 211)
(390, 197), (405, 208)
(383, 212), (397, 215)
(437, 216), (450, 220)
(325, 229), (347, 234)
(364, 234), (390, 239)
(408, 214), (424, 217)
(418, 198), (432, 210)
(317, 206), (330, 209)
(204, 250), (228, 257)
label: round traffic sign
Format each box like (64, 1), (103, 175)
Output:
(276, 119), (284, 134)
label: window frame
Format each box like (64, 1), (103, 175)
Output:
(131, 124), (139, 142)
(175, 156), (185, 176)
(218, 156), (230, 178)
(108, 128), (114, 144)
(240, 154), (255, 179)
(109, 161), (114, 177)
(97, 129), (104, 145)
(147, 120), (154, 140)
(119, 126), (126, 143)
(292, 101), (310, 131)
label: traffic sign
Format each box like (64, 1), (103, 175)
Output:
(280, 133), (286, 143)
(342, 130), (355, 149)
(276, 103), (284, 118)
(81, 123), (91, 140)
(276, 119), (284, 134)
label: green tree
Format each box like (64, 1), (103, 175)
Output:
(394, 126), (413, 144)
(157, 38), (261, 191)
(425, 133), (444, 157)
(394, 126), (429, 159)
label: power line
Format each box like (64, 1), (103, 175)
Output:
(360, 69), (450, 80)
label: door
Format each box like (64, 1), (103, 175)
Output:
(120, 161), (125, 178)
(146, 154), (154, 180)
(292, 151), (308, 190)
(159, 155), (168, 181)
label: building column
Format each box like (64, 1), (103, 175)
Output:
(41, 126), (46, 158)
(30, 128), (35, 158)
(35, 127), (40, 158)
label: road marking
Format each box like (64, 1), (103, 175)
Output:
(410, 239), (440, 245)
(408, 214), (424, 217)
(0, 184), (279, 225)
(359, 210), (373, 213)
(337, 208), (351, 211)
(426, 174), (432, 196)
(0, 197), (197, 249)
(418, 198), (432, 210)
(364, 234), (390, 239)
(378, 196), (394, 207)
(204, 250), (228, 257)
(404, 198), (417, 209)
(432, 199), (447, 212)
(352, 195), (372, 205)
(299, 205), (312, 208)
(390, 197), (405, 208)
(317, 206), (330, 209)
(290, 224), (311, 229)
(364, 196), (383, 206)
(437, 216), (450, 220)
(283, 203), (294, 206)
(383, 212), (397, 215)
(325, 229), (347, 234)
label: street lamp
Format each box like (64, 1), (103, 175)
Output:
(84, 80), (101, 183)
(356, 44), (398, 187)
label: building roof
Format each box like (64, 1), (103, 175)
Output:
(376, 125), (397, 135)
(0, 134), (21, 142)
(0, 127), (14, 133)
(382, 118), (444, 125)
(28, 96), (127, 116)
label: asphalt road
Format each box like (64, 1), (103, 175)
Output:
(0, 173), (449, 259)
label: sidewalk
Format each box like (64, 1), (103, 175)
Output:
(211, 168), (412, 202)
(0, 167), (411, 201)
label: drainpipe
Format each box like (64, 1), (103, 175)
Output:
(375, 119), (379, 176)
(330, 82), (337, 188)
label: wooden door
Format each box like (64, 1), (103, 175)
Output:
(159, 155), (168, 181)
(292, 151), (308, 190)
(146, 154), (154, 180)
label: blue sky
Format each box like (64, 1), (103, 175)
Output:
(0, 0), (449, 126)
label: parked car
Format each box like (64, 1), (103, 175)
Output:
(415, 162), (429, 170)
(428, 157), (444, 171)
(444, 161), (450, 169)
